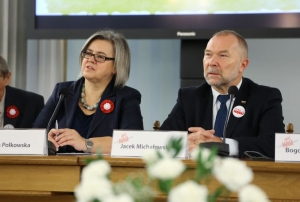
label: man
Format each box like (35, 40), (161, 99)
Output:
(0, 55), (44, 128)
(160, 30), (285, 158)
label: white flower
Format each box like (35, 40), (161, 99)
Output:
(159, 149), (173, 158)
(102, 193), (134, 202)
(213, 157), (253, 192)
(81, 160), (111, 181)
(75, 178), (113, 202)
(190, 147), (200, 160)
(148, 158), (185, 180)
(168, 180), (208, 202)
(190, 147), (220, 169)
(142, 149), (171, 165)
(238, 184), (269, 202)
(142, 150), (160, 165)
(166, 147), (177, 157)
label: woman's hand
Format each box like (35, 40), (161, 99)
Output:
(48, 128), (86, 151)
(48, 128), (113, 154)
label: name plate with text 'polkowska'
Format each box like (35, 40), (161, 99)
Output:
(275, 133), (300, 162)
(0, 129), (47, 155)
(111, 130), (188, 158)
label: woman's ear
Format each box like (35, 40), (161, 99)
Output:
(112, 67), (117, 74)
(4, 72), (11, 86)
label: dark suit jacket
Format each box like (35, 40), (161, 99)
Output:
(160, 78), (285, 158)
(4, 86), (44, 128)
(33, 77), (144, 152)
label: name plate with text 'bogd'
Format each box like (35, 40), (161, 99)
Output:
(275, 133), (300, 162)
(111, 130), (188, 158)
(0, 129), (47, 155)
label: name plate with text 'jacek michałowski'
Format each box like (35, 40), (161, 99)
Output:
(0, 129), (47, 155)
(111, 130), (188, 158)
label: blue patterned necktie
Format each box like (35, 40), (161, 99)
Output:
(214, 95), (230, 137)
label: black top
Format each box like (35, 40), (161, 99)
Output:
(66, 105), (94, 153)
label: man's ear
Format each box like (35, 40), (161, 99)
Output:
(4, 72), (11, 86)
(239, 58), (249, 73)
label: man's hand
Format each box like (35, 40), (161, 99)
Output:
(188, 127), (222, 151)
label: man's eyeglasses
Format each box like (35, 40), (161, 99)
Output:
(81, 51), (115, 63)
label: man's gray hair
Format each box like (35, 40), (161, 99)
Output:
(213, 30), (248, 58)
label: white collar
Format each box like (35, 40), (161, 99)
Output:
(0, 88), (6, 106)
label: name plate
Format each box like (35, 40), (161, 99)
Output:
(0, 129), (47, 155)
(275, 133), (300, 162)
(111, 130), (188, 158)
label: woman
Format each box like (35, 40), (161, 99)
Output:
(33, 30), (143, 154)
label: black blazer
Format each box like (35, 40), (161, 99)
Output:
(33, 77), (144, 152)
(160, 78), (285, 158)
(4, 86), (44, 128)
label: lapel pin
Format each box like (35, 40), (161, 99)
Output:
(232, 105), (245, 118)
(241, 101), (246, 104)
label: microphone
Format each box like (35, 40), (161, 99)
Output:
(222, 86), (238, 143)
(199, 85), (238, 156)
(46, 88), (69, 155)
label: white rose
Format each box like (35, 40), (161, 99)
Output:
(75, 178), (113, 202)
(148, 158), (185, 180)
(238, 184), (269, 202)
(157, 149), (175, 158)
(213, 157), (253, 192)
(142, 149), (172, 165)
(142, 150), (160, 165)
(102, 193), (134, 202)
(81, 160), (111, 181)
(190, 147), (220, 169)
(168, 180), (208, 202)
(190, 147), (200, 160)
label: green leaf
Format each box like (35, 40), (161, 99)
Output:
(158, 179), (173, 194)
(166, 137), (183, 157)
(156, 150), (163, 159)
(208, 186), (225, 202)
(194, 146), (219, 182)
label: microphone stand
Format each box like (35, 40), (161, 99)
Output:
(46, 90), (68, 155)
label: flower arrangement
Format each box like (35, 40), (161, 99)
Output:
(75, 138), (269, 202)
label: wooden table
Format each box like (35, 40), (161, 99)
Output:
(0, 155), (80, 202)
(0, 155), (299, 202)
